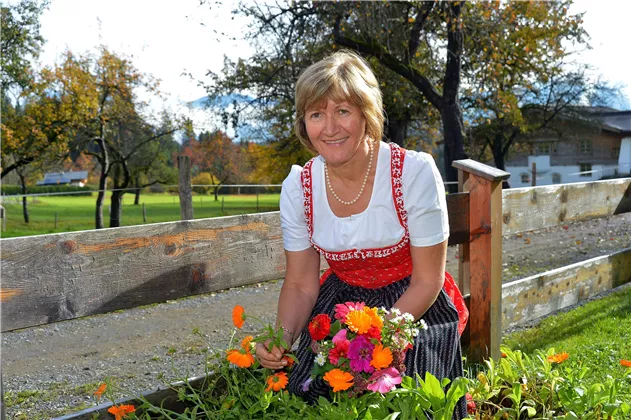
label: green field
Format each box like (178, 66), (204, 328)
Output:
(0, 192), (281, 238)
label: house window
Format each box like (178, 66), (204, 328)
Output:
(552, 173), (561, 184)
(580, 140), (592, 154)
(520, 173), (530, 183)
(612, 147), (620, 158)
(579, 163), (592, 177)
(535, 142), (551, 154)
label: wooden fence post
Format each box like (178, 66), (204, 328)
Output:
(1, 367), (5, 420)
(0, 205), (5, 232)
(453, 159), (510, 363)
(178, 156), (194, 221)
(142, 203), (147, 223)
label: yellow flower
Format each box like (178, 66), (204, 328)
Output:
(346, 309), (372, 335)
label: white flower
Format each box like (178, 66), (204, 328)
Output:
(389, 308), (401, 317)
(315, 353), (326, 366)
(411, 328), (419, 337)
(403, 313), (414, 323)
(419, 319), (428, 330)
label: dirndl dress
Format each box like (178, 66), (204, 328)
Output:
(286, 143), (468, 419)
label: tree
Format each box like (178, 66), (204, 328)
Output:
(105, 112), (178, 227)
(192, 130), (240, 201)
(460, 1), (592, 176)
(2, 52), (98, 175)
(1, 0), (48, 92)
(202, 1), (467, 189)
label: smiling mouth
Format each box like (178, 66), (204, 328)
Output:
(323, 137), (348, 145)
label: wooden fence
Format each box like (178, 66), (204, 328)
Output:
(1, 159), (630, 419)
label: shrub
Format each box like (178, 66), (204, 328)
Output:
(0, 184), (93, 196)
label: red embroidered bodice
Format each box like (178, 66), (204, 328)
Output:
(300, 143), (468, 335)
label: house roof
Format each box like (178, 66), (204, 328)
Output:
(598, 111), (631, 133)
(36, 171), (89, 185)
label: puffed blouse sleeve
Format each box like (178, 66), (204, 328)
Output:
(279, 165), (312, 252)
(402, 151), (450, 247)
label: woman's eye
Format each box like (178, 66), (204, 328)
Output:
(338, 109), (349, 115)
(309, 112), (320, 119)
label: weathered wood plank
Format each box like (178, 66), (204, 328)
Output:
(446, 192), (469, 246)
(1, 213), (286, 332)
(453, 159), (511, 183)
(466, 175), (495, 362)
(501, 247), (631, 330)
(178, 156), (194, 220)
(502, 178), (631, 235)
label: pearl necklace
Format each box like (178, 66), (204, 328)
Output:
(324, 141), (374, 206)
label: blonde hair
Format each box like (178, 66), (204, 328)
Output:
(294, 50), (384, 152)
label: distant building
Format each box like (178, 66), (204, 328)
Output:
(36, 171), (89, 187)
(504, 108), (631, 187)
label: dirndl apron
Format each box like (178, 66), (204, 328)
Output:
(287, 143), (468, 419)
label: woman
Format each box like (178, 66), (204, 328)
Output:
(256, 50), (467, 418)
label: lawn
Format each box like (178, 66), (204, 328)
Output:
(0, 192), (281, 238)
(502, 284), (631, 387)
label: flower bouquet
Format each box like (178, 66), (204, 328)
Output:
(306, 302), (427, 396)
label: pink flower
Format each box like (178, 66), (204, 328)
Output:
(366, 367), (402, 393)
(348, 335), (375, 373)
(332, 329), (348, 344)
(334, 302), (366, 321)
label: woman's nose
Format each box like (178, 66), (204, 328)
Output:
(322, 115), (339, 136)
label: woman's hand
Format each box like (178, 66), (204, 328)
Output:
(255, 339), (288, 370)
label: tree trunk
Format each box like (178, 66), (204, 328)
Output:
(17, 171), (29, 224)
(94, 136), (110, 229)
(110, 190), (124, 228)
(95, 171), (107, 229)
(441, 104), (467, 193)
(386, 118), (409, 147)
(214, 186), (219, 202)
(134, 176), (141, 205)
(441, 1), (467, 193)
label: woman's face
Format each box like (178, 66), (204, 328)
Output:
(304, 98), (367, 167)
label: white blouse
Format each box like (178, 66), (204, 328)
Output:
(280, 141), (449, 252)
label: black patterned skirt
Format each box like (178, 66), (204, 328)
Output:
(287, 272), (467, 419)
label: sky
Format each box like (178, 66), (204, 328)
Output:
(34, 0), (631, 132)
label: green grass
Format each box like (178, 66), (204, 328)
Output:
(503, 285), (631, 386)
(0, 192), (280, 238)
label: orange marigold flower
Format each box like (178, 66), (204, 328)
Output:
(621, 359), (631, 368)
(241, 335), (254, 350)
(363, 306), (383, 330)
(226, 348), (255, 368)
(547, 352), (569, 364)
(107, 404), (136, 420)
(94, 383), (107, 399)
(232, 305), (245, 329)
(282, 355), (295, 367)
(323, 368), (354, 392)
(265, 372), (289, 392)
(371, 344), (393, 370)
(346, 310), (373, 335)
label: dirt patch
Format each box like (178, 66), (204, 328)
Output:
(2, 213), (630, 419)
